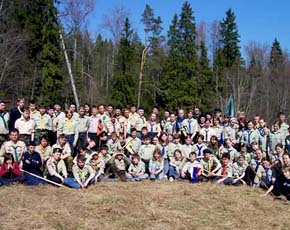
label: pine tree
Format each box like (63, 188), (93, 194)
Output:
(161, 1), (198, 111)
(141, 4), (165, 108)
(197, 40), (214, 110)
(269, 38), (284, 68)
(110, 18), (139, 107)
(13, 0), (64, 104)
(219, 8), (242, 67)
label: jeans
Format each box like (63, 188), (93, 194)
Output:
(126, 173), (149, 181)
(63, 177), (82, 189)
(0, 175), (25, 185)
(168, 166), (180, 179)
(163, 159), (169, 176)
(150, 171), (164, 180)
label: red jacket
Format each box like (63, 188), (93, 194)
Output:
(0, 162), (22, 177)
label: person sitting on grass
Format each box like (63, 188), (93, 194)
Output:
(253, 158), (272, 189)
(109, 151), (131, 182)
(71, 155), (95, 189)
(199, 149), (221, 182)
(0, 153), (24, 186)
(232, 155), (248, 186)
(149, 148), (164, 181)
(216, 153), (233, 185)
(46, 148), (75, 188)
(22, 141), (45, 186)
(88, 152), (105, 183)
(181, 152), (202, 183)
(126, 154), (148, 181)
(168, 149), (185, 182)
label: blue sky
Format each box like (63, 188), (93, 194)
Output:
(86, 0), (290, 57)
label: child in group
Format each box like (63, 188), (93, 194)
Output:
(232, 155), (248, 186)
(109, 151), (131, 181)
(99, 146), (111, 173)
(200, 149), (221, 182)
(168, 149), (185, 182)
(207, 135), (221, 159)
(167, 134), (183, 161)
(22, 141), (45, 186)
(182, 136), (193, 159)
(221, 138), (239, 163)
(126, 154), (148, 181)
(157, 132), (169, 176)
(181, 152), (202, 183)
(71, 155), (96, 189)
(88, 152), (105, 182)
(192, 134), (207, 160)
(253, 158), (272, 189)
(73, 146), (90, 165)
(139, 135), (155, 171)
(107, 132), (121, 156)
(216, 153), (233, 185)
(238, 143), (252, 164)
(149, 149), (164, 180)
(0, 153), (24, 185)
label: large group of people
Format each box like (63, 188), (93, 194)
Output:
(0, 98), (290, 199)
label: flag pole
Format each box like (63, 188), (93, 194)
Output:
(21, 169), (66, 188)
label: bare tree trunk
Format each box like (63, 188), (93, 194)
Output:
(73, 33), (77, 64)
(137, 47), (148, 108)
(106, 54), (109, 97)
(59, 29), (80, 108)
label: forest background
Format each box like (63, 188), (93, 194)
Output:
(0, 0), (289, 123)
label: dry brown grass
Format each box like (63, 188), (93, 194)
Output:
(0, 181), (289, 230)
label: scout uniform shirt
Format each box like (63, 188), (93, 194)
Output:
(35, 144), (52, 162)
(0, 140), (26, 164)
(34, 112), (53, 131)
(164, 121), (177, 135)
(170, 157), (186, 172)
(254, 165), (272, 186)
(182, 144), (194, 159)
(182, 118), (198, 136)
(46, 158), (68, 178)
(237, 151), (252, 164)
(14, 116), (36, 136)
(182, 160), (202, 179)
(201, 155), (221, 176)
(149, 158), (164, 172)
(76, 115), (89, 134)
(258, 132), (275, 154)
(192, 143), (207, 158)
(221, 147), (238, 163)
(146, 121), (161, 138)
(107, 119), (122, 136)
(0, 110), (9, 135)
(125, 136), (142, 154)
(232, 161), (248, 178)
(213, 125), (224, 142)
(241, 129), (259, 146)
(109, 155), (131, 171)
(30, 109), (40, 121)
(72, 164), (95, 183)
(107, 139), (122, 156)
(128, 161), (146, 174)
(199, 127), (217, 143)
(223, 126), (237, 143)
(58, 118), (79, 146)
(156, 143), (169, 159)
(221, 163), (233, 178)
(52, 142), (72, 160)
(135, 115), (146, 132)
(53, 111), (65, 132)
(139, 143), (156, 161)
(167, 142), (183, 161)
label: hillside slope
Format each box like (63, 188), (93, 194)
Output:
(0, 182), (289, 230)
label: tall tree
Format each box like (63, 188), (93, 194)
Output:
(140, 4), (165, 108)
(13, 0), (64, 104)
(110, 18), (139, 107)
(161, 1), (198, 111)
(219, 8), (242, 67)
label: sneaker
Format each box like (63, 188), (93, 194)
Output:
(169, 177), (174, 182)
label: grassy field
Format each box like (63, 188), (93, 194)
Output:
(0, 181), (289, 230)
